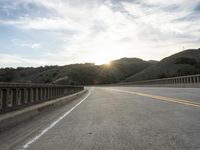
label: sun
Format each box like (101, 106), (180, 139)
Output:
(104, 61), (111, 66)
(92, 50), (116, 65)
(94, 58), (111, 65)
(91, 46), (125, 65)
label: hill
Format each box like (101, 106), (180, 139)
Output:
(124, 49), (200, 82)
(0, 58), (155, 85)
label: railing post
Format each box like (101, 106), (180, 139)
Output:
(57, 88), (59, 96)
(184, 77), (186, 84)
(51, 87), (53, 98)
(59, 88), (60, 96)
(41, 88), (44, 101)
(46, 88), (49, 100)
(35, 88), (38, 102)
(27, 88), (31, 104)
(56, 87), (58, 97)
(172, 79), (175, 84)
(64, 88), (68, 95)
(38, 88), (41, 101)
(7, 88), (13, 108)
(62, 88), (64, 96)
(59, 88), (61, 96)
(50, 87), (52, 98)
(181, 78), (184, 84)
(194, 76), (197, 83)
(43, 88), (45, 100)
(30, 88), (34, 103)
(49, 87), (51, 99)
(190, 77), (193, 83)
(21, 89), (25, 104)
(56, 88), (58, 97)
(52, 87), (54, 98)
(46, 88), (48, 99)
(16, 89), (21, 106)
(0, 89), (2, 111)
(24, 88), (28, 104)
(53, 87), (55, 98)
(168, 79), (171, 84)
(12, 89), (17, 107)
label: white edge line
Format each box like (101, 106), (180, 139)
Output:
(19, 90), (91, 150)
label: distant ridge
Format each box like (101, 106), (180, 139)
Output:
(0, 57), (154, 85)
(124, 49), (200, 82)
(1, 48), (200, 85)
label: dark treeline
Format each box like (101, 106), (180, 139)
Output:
(1, 48), (200, 85)
(125, 49), (200, 82)
(0, 58), (154, 85)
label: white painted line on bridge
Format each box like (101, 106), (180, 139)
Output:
(19, 90), (91, 150)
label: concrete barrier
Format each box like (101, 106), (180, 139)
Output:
(121, 74), (200, 88)
(0, 83), (84, 114)
(0, 89), (87, 132)
(104, 74), (200, 88)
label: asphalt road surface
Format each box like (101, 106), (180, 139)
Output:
(0, 87), (200, 150)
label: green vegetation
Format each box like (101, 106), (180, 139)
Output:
(0, 58), (154, 85)
(175, 57), (197, 65)
(1, 48), (200, 85)
(125, 49), (200, 82)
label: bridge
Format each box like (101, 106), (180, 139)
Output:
(118, 74), (200, 87)
(0, 83), (83, 113)
(0, 74), (200, 150)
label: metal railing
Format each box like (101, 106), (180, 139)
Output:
(119, 74), (200, 86)
(0, 83), (84, 114)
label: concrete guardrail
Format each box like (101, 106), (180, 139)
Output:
(120, 74), (200, 88)
(0, 83), (84, 114)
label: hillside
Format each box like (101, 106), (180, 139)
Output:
(0, 58), (154, 85)
(124, 49), (200, 82)
(2, 48), (199, 85)
(95, 58), (156, 84)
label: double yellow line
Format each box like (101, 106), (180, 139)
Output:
(109, 88), (200, 108)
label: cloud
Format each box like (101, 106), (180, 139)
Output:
(11, 39), (41, 49)
(0, 0), (57, 20)
(194, 2), (200, 12)
(0, 53), (45, 68)
(31, 43), (40, 49)
(0, 0), (200, 67)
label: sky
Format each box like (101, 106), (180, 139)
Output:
(0, 0), (200, 67)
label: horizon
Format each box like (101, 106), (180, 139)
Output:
(1, 0), (200, 67)
(0, 48), (199, 68)
(0, 56), (154, 69)
(0, 47), (199, 69)
(0, 48), (190, 69)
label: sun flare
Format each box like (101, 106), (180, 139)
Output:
(94, 58), (111, 65)
(92, 47), (124, 65)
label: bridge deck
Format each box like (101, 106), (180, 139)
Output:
(0, 87), (200, 150)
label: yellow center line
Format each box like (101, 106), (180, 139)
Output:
(109, 88), (200, 108)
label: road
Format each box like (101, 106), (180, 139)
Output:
(0, 87), (200, 150)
